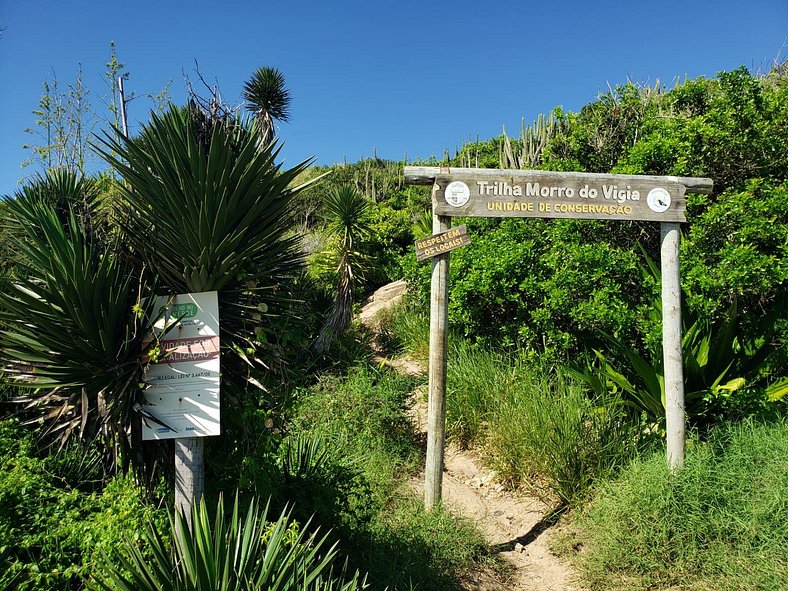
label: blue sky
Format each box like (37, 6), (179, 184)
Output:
(1, 0), (786, 195)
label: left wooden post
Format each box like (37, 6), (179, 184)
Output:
(424, 209), (450, 510)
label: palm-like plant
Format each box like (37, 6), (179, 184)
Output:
(88, 494), (367, 591)
(243, 67), (291, 147)
(95, 105), (313, 379)
(312, 185), (371, 355)
(0, 182), (157, 472)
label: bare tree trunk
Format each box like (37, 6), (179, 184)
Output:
(312, 257), (354, 355)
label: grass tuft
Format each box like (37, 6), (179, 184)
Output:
(569, 419), (788, 590)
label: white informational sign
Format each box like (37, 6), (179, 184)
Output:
(141, 291), (221, 441)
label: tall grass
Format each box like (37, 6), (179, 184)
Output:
(446, 342), (517, 449)
(488, 376), (639, 507)
(570, 419), (788, 590)
(381, 302), (642, 508)
(376, 302), (430, 361)
(445, 343), (640, 506)
(260, 364), (490, 590)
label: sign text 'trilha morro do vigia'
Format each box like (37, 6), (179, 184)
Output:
(433, 170), (688, 222)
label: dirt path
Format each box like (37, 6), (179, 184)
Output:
(359, 281), (583, 591)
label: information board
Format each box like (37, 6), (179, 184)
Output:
(141, 291), (221, 441)
(433, 170), (687, 222)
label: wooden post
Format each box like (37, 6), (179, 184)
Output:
(174, 437), (204, 529)
(661, 222), (685, 470)
(117, 77), (129, 137)
(425, 209), (450, 510)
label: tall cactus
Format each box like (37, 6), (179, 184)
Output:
(500, 112), (564, 170)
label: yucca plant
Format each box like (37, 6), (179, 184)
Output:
(88, 494), (368, 591)
(95, 104), (314, 384)
(243, 66), (291, 147)
(570, 245), (786, 422)
(0, 183), (157, 473)
(312, 185), (371, 354)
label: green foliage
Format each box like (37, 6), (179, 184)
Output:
(22, 64), (95, 175)
(255, 364), (489, 590)
(90, 492), (367, 591)
(499, 112), (567, 170)
(682, 179), (788, 324)
(312, 185), (373, 354)
(450, 135), (501, 169)
(96, 104), (313, 393)
(544, 67), (788, 188)
(297, 157), (420, 300)
(405, 217), (644, 360)
(0, 178), (157, 462)
(0, 418), (167, 590)
(405, 66), (788, 419)
(572, 249), (787, 425)
(442, 342), (641, 506)
(569, 419), (788, 590)
(243, 67), (291, 122)
(243, 66), (292, 147)
(375, 301), (431, 362)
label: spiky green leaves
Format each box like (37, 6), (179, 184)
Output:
(0, 185), (155, 449)
(95, 104), (315, 388)
(96, 107), (309, 295)
(322, 185), (372, 251)
(88, 494), (367, 591)
(243, 67), (291, 123)
(243, 67), (292, 147)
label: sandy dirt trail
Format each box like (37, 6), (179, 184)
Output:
(360, 281), (583, 591)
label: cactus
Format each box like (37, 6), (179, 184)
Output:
(500, 112), (564, 170)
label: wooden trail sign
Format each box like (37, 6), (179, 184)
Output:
(434, 169), (693, 222)
(415, 224), (471, 260)
(406, 166), (713, 510)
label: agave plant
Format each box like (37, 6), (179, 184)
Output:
(0, 180), (157, 472)
(570, 245), (787, 422)
(312, 185), (372, 354)
(88, 494), (367, 591)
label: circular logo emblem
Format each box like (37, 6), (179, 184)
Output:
(647, 187), (671, 213)
(445, 181), (470, 207)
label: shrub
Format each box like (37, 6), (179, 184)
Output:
(253, 364), (489, 590)
(89, 494), (367, 591)
(0, 419), (167, 590)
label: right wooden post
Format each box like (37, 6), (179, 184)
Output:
(661, 222), (685, 470)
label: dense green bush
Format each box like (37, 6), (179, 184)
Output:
(569, 419), (788, 590)
(404, 66), (788, 421)
(0, 419), (168, 590)
(403, 216), (646, 360)
(683, 179), (788, 326)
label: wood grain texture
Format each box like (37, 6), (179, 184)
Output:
(425, 213), (450, 510)
(431, 172), (689, 222)
(415, 224), (471, 261)
(404, 165), (714, 195)
(661, 223), (685, 471)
